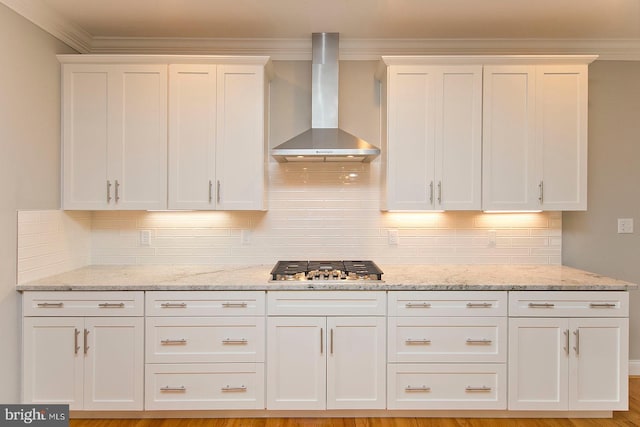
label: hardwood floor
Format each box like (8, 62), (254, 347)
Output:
(70, 377), (640, 427)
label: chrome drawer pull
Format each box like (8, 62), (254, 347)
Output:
(74, 328), (80, 354)
(405, 339), (432, 345)
(574, 329), (580, 356)
(221, 385), (247, 392)
(405, 302), (431, 308)
(466, 302), (493, 308)
(161, 339), (187, 345)
(589, 303), (617, 308)
(161, 302), (187, 308)
(466, 338), (493, 345)
(528, 302), (555, 308)
(222, 338), (248, 344)
(405, 385), (431, 392)
(222, 302), (248, 308)
(466, 386), (492, 392)
(98, 302), (125, 308)
(160, 386), (186, 392)
(37, 302), (63, 308)
(83, 329), (90, 354)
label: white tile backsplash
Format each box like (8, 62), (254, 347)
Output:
(16, 162), (562, 276)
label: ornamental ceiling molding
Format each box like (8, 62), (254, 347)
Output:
(4, 0), (640, 60)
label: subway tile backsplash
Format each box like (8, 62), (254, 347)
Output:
(17, 161), (561, 283)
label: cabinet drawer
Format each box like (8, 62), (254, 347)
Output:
(145, 363), (264, 410)
(388, 317), (506, 363)
(267, 291), (386, 316)
(22, 291), (144, 316)
(389, 291), (507, 317)
(509, 291), (629, 317)
(146, 291), (265, 316)
(388, 363), (506, 410)
(146, 317), (265, 363)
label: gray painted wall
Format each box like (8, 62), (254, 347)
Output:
(563, 60), (640, 359)
(0, 4), (76, 403)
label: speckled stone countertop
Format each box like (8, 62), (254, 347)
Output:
(16, 264), (637, 291)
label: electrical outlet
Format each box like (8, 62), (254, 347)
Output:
(388, 229), (399, 245)
(241, 229), (251, 245)
(139, 230), (151, 246)
(617, 218), (634, 234)
(488, 230), (497, 247)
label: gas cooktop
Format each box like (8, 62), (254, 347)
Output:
(270, 260), (383, 282)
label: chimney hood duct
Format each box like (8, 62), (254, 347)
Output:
(271, 33), (380, 163)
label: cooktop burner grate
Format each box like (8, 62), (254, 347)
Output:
(270, 260), (383, 281)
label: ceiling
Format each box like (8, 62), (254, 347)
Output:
(3, 0), (640, 59)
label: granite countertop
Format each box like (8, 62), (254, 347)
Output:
(16, 264), (637, 291)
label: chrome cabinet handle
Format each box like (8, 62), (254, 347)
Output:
(217, 180), (221, 204)
(590, 303), (616, 308)
(222, 302), (248, 308)
(114, 180), (120, 203)
(320, 328), (323, 354)
(221, 385), (247, 392)
(437, 181), (442, 205)
(528, 302), (555, 308)
(467, 302), (493, 308)
(161, 339), (187, 345)
(37, 302), (63, 308)
(222, 338), (248, 344)
(564, 329), (570, 355)
(466, 386), (492, 392)
(160, 386), (186, 392)
(405, 385), (431, 392)
(98, 302), (125, 308)
(466, 338), (492, 344)
(405, 339), (431, 344)
(330, 328), (334, 354)
(574, 329), (580, 355)
(209, 180), (213, 203)
(429, 181), (434, 205)
(74, 328), (80, 354)
(405, 302), (431, 308)
(83, 329), (89, 355)
(161, 302), (187, 308)
(107, 180), (112, 203)
(538, 181), (544, 204)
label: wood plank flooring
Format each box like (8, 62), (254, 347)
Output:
(70, 377), (640, 427)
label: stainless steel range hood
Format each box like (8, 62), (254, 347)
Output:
(271, 33), (380, 163)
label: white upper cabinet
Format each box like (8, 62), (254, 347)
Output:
(381, 62), (482, 211)
(483, 62), (590, 211)
(62, 64), (167, 210)
(168, 63), (268, 210)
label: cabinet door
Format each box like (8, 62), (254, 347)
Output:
(508, 317), (568, 410)
(266, 317), (326, 410)
(168, 64), (217, 209)
(216, 65), (266, 210)
(110, 65), (167, 210)
(62, 65), (110, 210)
(483, 66), (537, 211)
(327, 317), (386, 409)
(83, 317), (144, 410)
(536, 65), (588, 210)
(569, 317), (628, 411)
(22, 317), (84, 409)
(386, 66), (436, 210)
(435, 66), (483, 210)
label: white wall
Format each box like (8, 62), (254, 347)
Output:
(0, 4), (75, 403)
(563, 61), (640, 359)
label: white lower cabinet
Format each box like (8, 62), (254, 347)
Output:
(144, 291), (266, 410)
(22, 292), (144, 410)
(508, 291), (629, 411)
(266, 291), (386, 410)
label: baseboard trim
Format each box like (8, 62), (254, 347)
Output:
(630, 360), (640, 375)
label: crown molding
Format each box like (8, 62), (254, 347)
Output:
(1, 0), (92, 53)
(90, 37), (640, 61)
